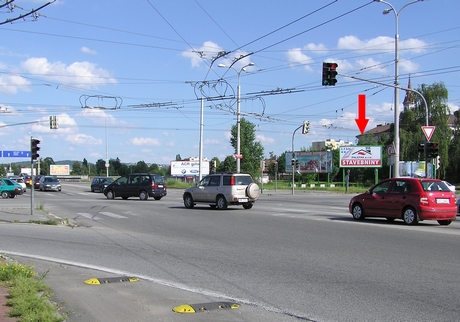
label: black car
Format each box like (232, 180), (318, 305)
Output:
(90, 177), (113, 192)
(103, 173), (167, 200)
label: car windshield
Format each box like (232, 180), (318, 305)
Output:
(45, 177), (59, 183)
(421, 180), (451, 192)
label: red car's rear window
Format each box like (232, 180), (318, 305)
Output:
(420, 181), (451, 192)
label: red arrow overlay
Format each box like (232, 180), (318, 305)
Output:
(355, 94), (369, 134)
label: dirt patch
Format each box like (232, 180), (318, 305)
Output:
(0, 285), (17, 321)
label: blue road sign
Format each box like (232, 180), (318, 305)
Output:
(2, 150), (31, 158)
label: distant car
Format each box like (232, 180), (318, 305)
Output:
(183, 173), (260, 210)
(9, 176), (26, 193)
(39, 176), (62, 192)
(104, 173), (166, 200)
(349, 178), (457, 226)
(442, 181), (456, 192)
(91, 177), (113, 192)
(0, 178), (23, 198)
(33, 175), (43, 190)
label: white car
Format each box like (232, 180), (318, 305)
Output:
(10, 177), (26, 193)
(183, 173), (260, 210)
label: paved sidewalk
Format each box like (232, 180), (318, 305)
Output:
(0, 207), (63, 224)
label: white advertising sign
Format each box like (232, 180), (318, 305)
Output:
(340, 146), (382, 168)
(170, 160), (209, 176)
(50, 164), (70, 175)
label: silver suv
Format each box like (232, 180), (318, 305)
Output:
(183, 173), (260, 210)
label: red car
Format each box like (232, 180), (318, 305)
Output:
(349, 178), (457, 226)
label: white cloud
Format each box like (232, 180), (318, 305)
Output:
(304, 43), (328, 54)
(181, 40), (224, 68)
(0, 74), (31, 94)
(399, 59), (419, 73)
(286, 48), (313, 71)
(257, 134), (275, 144)
(81, 47), (97, 55)
(337, 35), (426, 54)
(20, 57), (117, 89)
(130, 137), (161, 146)
(66, 133), (102, 146)
(77, 108), (124, 126)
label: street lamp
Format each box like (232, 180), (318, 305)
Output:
(375, 0), (422, 178)
(218, 62), (255, 173)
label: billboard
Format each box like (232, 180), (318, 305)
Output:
(170, 160), (209, 177)
(340, 146), (382, 168)
(286, 151), (333, 173)
(50, 165), (70, 175)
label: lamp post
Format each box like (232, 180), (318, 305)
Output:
(218, 62), (254, 173)
(375, 0), (422, 178)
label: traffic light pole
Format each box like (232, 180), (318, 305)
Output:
(345, 74), (429, 177)
(291, 124), (303, 195)
(30, 137), (34, 216)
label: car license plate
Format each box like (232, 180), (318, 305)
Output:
(158, 185), (163, 188)
(239, 198), (248, 203)
(436, 198), (450, 204)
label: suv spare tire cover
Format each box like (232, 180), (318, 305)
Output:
(246, 183), (260, 199)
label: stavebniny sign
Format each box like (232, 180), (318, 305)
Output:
(339, 146), (382, 168)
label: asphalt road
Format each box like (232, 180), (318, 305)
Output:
(1, 182), (460, 321)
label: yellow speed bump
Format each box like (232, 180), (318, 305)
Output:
(84, 277), (139, 285)
(173, 302), (240, 314)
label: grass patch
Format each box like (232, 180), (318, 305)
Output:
(35, 202), (45, 211)
(0, 257), (65, 321)
(166, 178), (367, 194)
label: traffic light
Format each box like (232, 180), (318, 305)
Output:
(31, 138), (40, 160)
(210, 160), (216, 173)
(260, 160), (266, 169)
(291, 158), (296, 167)
(295, 159), (299, 169)
(302, 121), (310, 134)
(49, 115), (58, 129)
(427, 142), (439, 159)
(322, 62), (338, 86)
(418, 143), (425, 154)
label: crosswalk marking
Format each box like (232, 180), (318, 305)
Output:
(76, 211), (139, 221)
(99, 211), (128, 219)
(77, 213), (102, 220)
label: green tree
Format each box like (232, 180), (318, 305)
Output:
(95, 159), (106, 176)
(71, 161), (82, 175)
(110, 158), (122, 175)
(40, 157), (55, 175)
(400, 82), (451, 179)
(218, 156), (236, 173)
(133, 161), (149, 173)
(446, 110), (460, 182)
(148, 163), (160, 173)
(230, 118), (264, 178)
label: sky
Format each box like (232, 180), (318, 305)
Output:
(0, 0), (459, 166)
